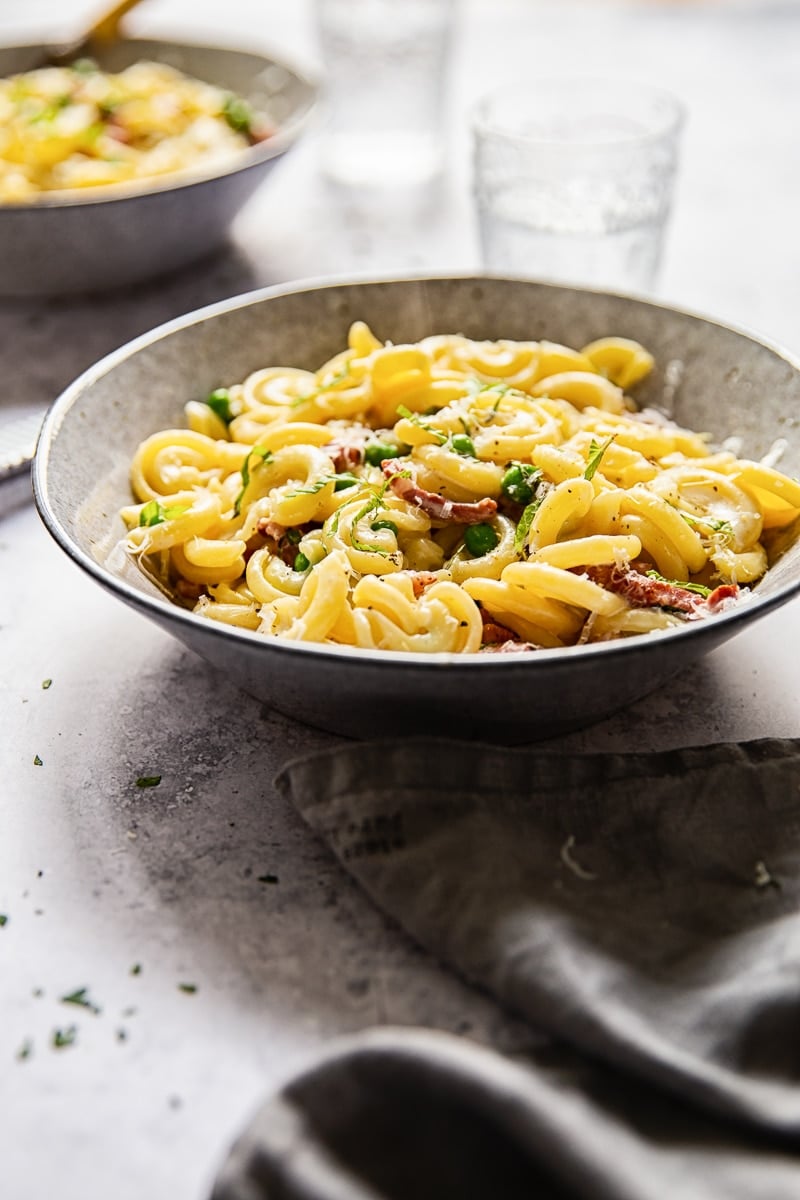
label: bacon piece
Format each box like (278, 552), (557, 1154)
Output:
(256, 518), (286, 541)
(323, 439), (365, 471)
(382, 462), (498, 525)
(585, 564), (739, 615)
(176, 579), (204, 600)
(480, 621), (518, 645)
(410, 572), (439, 598)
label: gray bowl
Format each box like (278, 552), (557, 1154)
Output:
(32, 275), (800, 742)
(0, 38), (317, 297)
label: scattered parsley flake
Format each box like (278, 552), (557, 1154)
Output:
(130, 963), (142, 976)
(0, 914), (7, 927)
(60, 987), (101, 1015)
(257, 873), (279, 884)
(135, 775), (161, 789)
(33, 755), (43, 766)
(42, 679), (52, 689)
(138, 499), (189, 527)
(205, 388), (233, 425)
(52, 1025), (78, 1049)
(16, 1038), (33, 1061)
(178, 982), (197, 994)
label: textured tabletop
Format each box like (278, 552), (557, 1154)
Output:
(2, 2), (800, 1198)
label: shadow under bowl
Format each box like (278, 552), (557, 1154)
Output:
(0, 38), (317, 297)
(32, 274), (800, 742)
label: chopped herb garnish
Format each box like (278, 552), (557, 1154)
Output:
(350, 489), (395, 556)
(645, 570), (711, 597)
(257, 873), (279, 884)
(16, 1038), (33, 1061)
(33, 755), (43, 766)
(138, 500), (190, 527)
(178, 982), (197, 994)
(364, 442), (403, 466)
(450, 432), (476, 457)
(514, 497), (543, 553)
(42, 679), (52, 689)
(130, 963), (142, 976)
(234, 446), (273, 515)
(52, 1026), (77, 1049)
(222, 94), (254, 135)
(396, 405), (448, 444)
(584, 435), (615, 481)
(135, 775), (161, 788)
(60, 987), (101, 1015)
(464, 523), (499, 557)
(501, 463), (542, 505)
(334, 472), (360, 491)
(290, 364), (353, 408)
(0, 914), (7, 927)
(205, 387), (233, 425)
(371, 519), (399, 537)
(681, 511), (734, 536)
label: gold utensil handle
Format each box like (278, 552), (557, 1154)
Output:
(87, 0), (147, 44)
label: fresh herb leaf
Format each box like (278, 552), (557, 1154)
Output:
(33, 755), (43, 766)
(138, 500), (189, 527)
(333, 472), (360, 492)
(234, 446), (273, 516)
(42, 679), (52, 689)
(0, 914), (7, 927)
(645, 570), (712, 597)
(177, 982), (198, 994)
(130, 963), (142, 976)
(584, 435), (615, 481)
(371, 519), (399, 537)
(396, 405), (448, 444)
(135, 775), (161, 788)
(290, 364), (353, 408)
(206, 387), (232, 425)
(514, 498), (543, 553)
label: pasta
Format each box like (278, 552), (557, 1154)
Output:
(118, 323), (800, 655)
(0, 59), (270, 201)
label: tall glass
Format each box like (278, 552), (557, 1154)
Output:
(472, 79), (686, 293)
(314, 0), (456, 189)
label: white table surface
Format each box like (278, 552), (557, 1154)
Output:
(2, 2), (800, 1197)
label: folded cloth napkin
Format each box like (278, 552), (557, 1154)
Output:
(212, 737), (800, 1199)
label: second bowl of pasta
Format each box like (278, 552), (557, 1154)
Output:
(33, 275), (800, 740)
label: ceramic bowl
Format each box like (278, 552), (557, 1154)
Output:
(0, 38), (317, 297)
(33, 275), (800, 741)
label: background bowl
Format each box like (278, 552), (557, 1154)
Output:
(33, 275), (800, 742)
(0, 38), (317, 297)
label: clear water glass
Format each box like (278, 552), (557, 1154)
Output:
(314, 0), (456, 189)
(472, 79), (686, 293)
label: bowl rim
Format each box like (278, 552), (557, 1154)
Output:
(32, 270), (800, 672)
(0, 36), (319, 210)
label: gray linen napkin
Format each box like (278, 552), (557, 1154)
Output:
(212, 737), (800, 1199)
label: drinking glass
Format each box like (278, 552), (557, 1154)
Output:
(472, 79), (686, 293)
(314, 0), (457, 189)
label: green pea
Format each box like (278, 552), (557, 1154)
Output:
(501, 463), (540, 505)
(464, 523), (499, 557)
(364, 443), (402, 466)
(371, 519), (399, 537)
(450, 433), (476, 457)
(294, 552), (311, 573)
